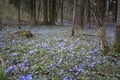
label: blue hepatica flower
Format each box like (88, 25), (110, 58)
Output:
(93, 48), (100, 54)
(18, 64), (26, 70)
(68, 43), (75, 49)
(88, 62), (96, 68)
(6, 65), (17, 73)
(23, 59), (29, 66)
(89, 48), (100, 55)
(42, 43), (51, 50)
(47, 64), (55, 69)
(58, 70), (64, 75)
(57, 42), (66, 49)
(89, 51), (94, 55)
(86, 56), (91, 59)
(63, 76), (74, 80)
(20, 73), (32, 80)
(0, 42), (3, 48)
(35, 44), (41, 48)
(76, 68), (85, 75)
(29, 50), (35, 54)
(56, 58), (62, 65)
(24, 59), (29, 63)
(70, 65), (85, 75)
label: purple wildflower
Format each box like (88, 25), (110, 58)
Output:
(23, 59), (29, 66)
(93, 48), (100, 54)
(88, 63), (95, 68)
(12, 53), (18, 57)
(20, 73), (32, 80)
(89, 51), (94, 55)
(56, 58), (62, 65)
(5, 65), (17, 73)
(29, 50), (35, 54)
(63, 76), (73, 80)
(57, 42), (66, 49)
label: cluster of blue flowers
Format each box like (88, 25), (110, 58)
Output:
(69, 64), (85, 76)
(5, 65), (17, 73)
(5, 59), (33, 80)
(19, 73), (32, 80)
(88, 48), (100, 55)
(63, 76), (75, 80)
(42, 43), (51, 50)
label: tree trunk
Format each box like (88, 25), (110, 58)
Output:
(87, 0), (91, 24)
(33, 0), (36, 23)
(31, 0), (34, 20)
(96, 0), (109, 53)
(43, 0), (48, 24)
(18, 0), (21, 29)
(114, 0), (120, 53)
(52, 0), (57, 25)
(74, 0), (84, 31)
(61, 0), (63, 24)
(71, 0), (76, 36)
(49, 0), (52, 24)
(115, 0), (118, 22)
(49, 0), (57, 25)
(37, 0), (41, 20)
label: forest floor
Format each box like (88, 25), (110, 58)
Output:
(0, 25), (120, 80)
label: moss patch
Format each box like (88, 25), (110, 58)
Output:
(13, 30), (34, 38)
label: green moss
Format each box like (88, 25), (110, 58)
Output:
(113, 41), (120, 53)
(13, 30), (34, 38)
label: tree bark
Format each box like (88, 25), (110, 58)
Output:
(96, 0), (109, 53)
(71, 0), (76, 36)
(114, 0), (120, 53)
(37, 0), (41, 20)
(18, 0), (21, 29)
(43, 0), (48, 24)
(49, 0), (57, 25)
(33, 0), (36, 22)
(61, 0), (63, 24)
(74, 0), (84, 30)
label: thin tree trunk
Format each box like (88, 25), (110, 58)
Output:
(71, 0), (76, 36)
(37, 0), (41, 20)
(115, 0), (118, 22)
(61, 0), (63, 24)
(18, 0), (21, 29)
(87, 0), (91, 24)
(52, 0), (57, 25)
(43, 0), (48, 24)
(31, 0), (34, 20)
(33, 0), (36, 23)
(49, 0), (52, 24)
